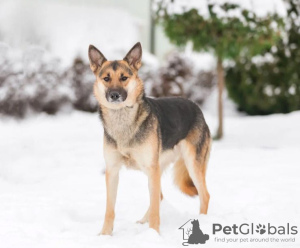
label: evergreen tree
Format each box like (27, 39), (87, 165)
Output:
(226, 0), (300, 115)
(156, 1), (282, 139)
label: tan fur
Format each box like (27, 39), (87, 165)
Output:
(100, 140), (122, 235)
(93, 62), (144, 110)
(186, 127), (212, 175)
(137, 192), (164, 224)
(100, 118), (161, 233)
(173, 126), (211, 201)
(178, 135), (212, 214)
(173, 158), (198, 196)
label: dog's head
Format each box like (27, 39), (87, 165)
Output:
(191, 219), (199, 226)
(89, 42), (144, 109)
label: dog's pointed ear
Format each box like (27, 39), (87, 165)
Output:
(88, 45), (107, 73)
(123, 42), (142, 70)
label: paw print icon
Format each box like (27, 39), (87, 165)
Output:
(256, 224), (266, 234)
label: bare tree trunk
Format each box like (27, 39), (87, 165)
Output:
(149, 0), (155, 54)
(216, 57), (224, 139)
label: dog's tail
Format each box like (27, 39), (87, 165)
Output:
(173, 158), (198, 196)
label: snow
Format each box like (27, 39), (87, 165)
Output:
(157, 0), (287, 18)
(1, 110), (300, 248)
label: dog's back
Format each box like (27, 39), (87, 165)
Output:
(145, 96), (208, 151)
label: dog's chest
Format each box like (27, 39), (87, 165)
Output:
(104, 107), (138, 145)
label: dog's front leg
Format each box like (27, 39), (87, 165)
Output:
(100, 143), (122, 235)
(147, 163), (161, 233)
(100, 166), (120, 235)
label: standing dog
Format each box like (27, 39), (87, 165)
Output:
(88, 42), (211, 235)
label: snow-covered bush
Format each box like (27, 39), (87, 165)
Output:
(186, 70), (216, 105)
(151, 52), (191, 98)
(149, 52), (215, 105)
(0, 46), (74, 118)
(0, 44), (215, 118)
(139, 52), (160, 96)
(69, 57), (98, 113)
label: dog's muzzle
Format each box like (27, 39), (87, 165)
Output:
(106, 88), (127, 103)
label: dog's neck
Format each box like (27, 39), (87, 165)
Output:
(99, 98), (149, 146)
(102, 103), (140, 126)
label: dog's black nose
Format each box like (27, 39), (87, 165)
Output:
(106, 88), (127, 103)
(109, 91), (121, 101)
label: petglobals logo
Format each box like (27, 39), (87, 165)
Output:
(212, 223), (298, 235)
(178, 220), (298, 246)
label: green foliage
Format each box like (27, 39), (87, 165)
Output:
(157, 1), (282, 60)
(226, 0), (300, 115)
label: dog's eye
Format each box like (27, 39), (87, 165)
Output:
(103, 77), (110, 82)
(121, 76), (128, 81)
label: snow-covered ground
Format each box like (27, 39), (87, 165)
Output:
(0, 110), (299, 248)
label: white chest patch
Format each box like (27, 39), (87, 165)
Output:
(104, 105), (139, 146)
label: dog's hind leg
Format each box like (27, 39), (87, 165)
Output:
(179, 132), (211, 214)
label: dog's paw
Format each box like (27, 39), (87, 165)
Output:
(99, 225), (113, 236)
(136, 218), (148, 224)
(149, 217), (160, 233)
(136, 210), (149, 224)
(99, 229), (113, 236)
(149, 225), (160, 234)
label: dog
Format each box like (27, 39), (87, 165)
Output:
(88, 42), (212, 235)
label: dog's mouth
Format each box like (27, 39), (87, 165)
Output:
(106, 88), (127, 103)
